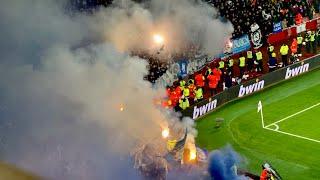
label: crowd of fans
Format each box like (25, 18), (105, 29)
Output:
(208, 0), (317, 38)
(161, 0), (320, 111)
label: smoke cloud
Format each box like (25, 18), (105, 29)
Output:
(208, 145), (246, 180)
(0, 0), (232, 179)
(95, 0), (233, 56)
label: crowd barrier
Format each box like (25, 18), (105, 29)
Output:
(181, 54), (320, 120)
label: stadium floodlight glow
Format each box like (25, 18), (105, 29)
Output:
(162, 128), (169, 138)
(153, 34), (164, 45)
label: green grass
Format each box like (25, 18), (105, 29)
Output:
(196, 68), (320, 179)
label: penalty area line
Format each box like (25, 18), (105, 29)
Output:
(264, 127), (320, 144)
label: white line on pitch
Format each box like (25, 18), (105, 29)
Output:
(264, 127), (320, 144)
(265, 102), (320, 128)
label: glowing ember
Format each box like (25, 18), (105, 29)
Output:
(153, 34), (164, 44)
(162, 128), (169, 138)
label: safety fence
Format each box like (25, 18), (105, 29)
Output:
(181, 54), (320, 120)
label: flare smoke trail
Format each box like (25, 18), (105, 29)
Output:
(208, 145), (246, 180)
(0, 0), (232, 179)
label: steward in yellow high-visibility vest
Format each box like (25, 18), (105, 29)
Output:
(205, 67), (212, 77)
(267, 44), (274, 57)
(183, 87), (190, 98)
(305, 31), (311, 53)
(239, 57), (246, 67)
(194, 87), (203, 101)
(239, 56), (246, 76)
(310, 31), (317, 54)
(280, 44), (289, 66)
(297, 34), (303, 55)
(255, 51), (263, 72)
(219, 60), (225, 70)
(180, 80), (186, 89)
(247, 50), (254, 71)
(179, 97), (189, 110)
(228, 59), (234, 67)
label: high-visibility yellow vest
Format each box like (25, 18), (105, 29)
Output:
(247, 51), (253, 59)
(228, 59), (234, 67)
(268, 45), (274, 52)
(180, 80), (186, 88)
(239, 57), (246, 67)
(183, 88), (190, 97)
(195, 88), (203, 100)
(256, 51), (263, 61)
(310, 33), (316, 42)
(272, 52), (276, 58)
(219, 61), (225, 69)
(179, 99), (189, 110)
(297, 36), (303, 44)
(280, 45), (289, 55)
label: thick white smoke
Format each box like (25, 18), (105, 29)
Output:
(0, 0), (232, 179)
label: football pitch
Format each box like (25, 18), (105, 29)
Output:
(196, 68), (320, 179)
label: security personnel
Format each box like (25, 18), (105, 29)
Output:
(297, 34), (303, 56)
(255, 50), (263, 72)
(239, 56), (246, 76)
(219, 60), (225, 71)
(194, 87), (203, 102)
(310, 31), (317, 54)
(268, 53), (278, 72)
(280, 43), (289, 67)
(227, 58), (234, 75)
(183, 86), (190, 98)
(179, 97), (189, 110)
(205, 66), (212, 78)
(305, 31), (311, 53)
(317, 28), (320, 47)
(267, 44), (274, 57)
(247, 50), (254, 71)
(179, 79), (186, 90)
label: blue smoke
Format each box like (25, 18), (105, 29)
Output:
(208, 145), (245, 180)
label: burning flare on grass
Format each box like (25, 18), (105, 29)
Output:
(190, 149), (197, 161)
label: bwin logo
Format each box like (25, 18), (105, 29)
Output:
(238, 80), (265, 97)
(285, 63), (309, 79)
(192, 99), (217, 119)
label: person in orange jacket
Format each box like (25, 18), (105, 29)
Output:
(207, 72), (218, 96)
(295, 13), (303, 25)
(291, 38), (298, 55)
(260, 165), (270, 180)
(195, 73), (205, 88)
(212, 67), (222, 81)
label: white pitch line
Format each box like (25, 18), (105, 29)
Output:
(265, 102), (320, 128)
(264, 127), (320, 144)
